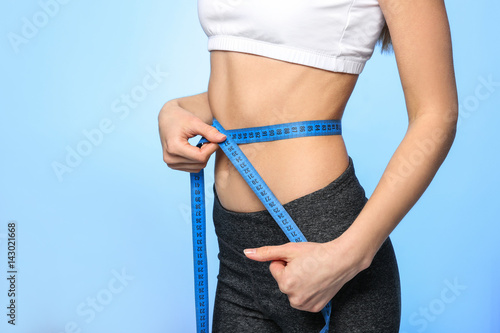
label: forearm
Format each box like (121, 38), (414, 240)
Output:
(332, 112), (457, 268)
(164, 92), (213, 124)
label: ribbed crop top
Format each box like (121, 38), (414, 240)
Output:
(198, 0), (386, 74)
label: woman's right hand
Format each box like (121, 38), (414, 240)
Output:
(158, 100), (226, 173)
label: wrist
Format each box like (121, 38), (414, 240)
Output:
(159, 99), (180, 120)
(326, 225), (381, 272)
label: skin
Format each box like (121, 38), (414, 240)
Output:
(158, 0), (458, 314)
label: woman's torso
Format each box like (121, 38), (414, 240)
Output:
(209, 50), (359, 212)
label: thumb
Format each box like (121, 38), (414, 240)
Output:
(244, 245), (292, 262)
(192, 120), (226, 143)
(269, 260), (287, 282)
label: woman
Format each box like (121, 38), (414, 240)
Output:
(159, 0), (458, 331)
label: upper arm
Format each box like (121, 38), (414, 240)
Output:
(377, 0), (458, 123)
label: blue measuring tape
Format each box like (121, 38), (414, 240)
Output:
(189, 119), (342, 333)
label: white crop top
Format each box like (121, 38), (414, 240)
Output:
(198, 0), (386, 74)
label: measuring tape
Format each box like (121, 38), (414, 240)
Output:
(189, 118), (342, 333)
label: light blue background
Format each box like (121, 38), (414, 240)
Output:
(1, 1), (498, 332)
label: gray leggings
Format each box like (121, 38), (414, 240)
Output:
(211, 156), (401, 332)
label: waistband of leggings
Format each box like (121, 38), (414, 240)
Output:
(212, 155), (356, 219)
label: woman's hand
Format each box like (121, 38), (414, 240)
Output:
(243, 235), (373, 313)
(158, 99), (226, 173)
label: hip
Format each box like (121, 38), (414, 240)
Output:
(212, 155), (366, 249)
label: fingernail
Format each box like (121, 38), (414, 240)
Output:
(244, 249), (256, 255)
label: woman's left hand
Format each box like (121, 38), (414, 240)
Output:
(243, 236), (372, 313)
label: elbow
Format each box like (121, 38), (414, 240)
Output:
(446, 102), (459, 130)
(433, 109), (458, 145)
(446, 103), (458, 141)
(408, 104), (459, 147)
(441, 104), (458, 140)
(432, 107), (459, 150)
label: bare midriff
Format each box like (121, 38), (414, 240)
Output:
(208, 51), (359, 213)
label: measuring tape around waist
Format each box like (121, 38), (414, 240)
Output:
(189, 118), (341, 333)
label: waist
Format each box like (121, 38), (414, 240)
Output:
(208, 51), (356, 213)
(213, 120), (350, 213)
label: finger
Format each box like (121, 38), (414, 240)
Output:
(269, 260), (287, 283)
(243, 244), (292, 262)
(168, 163), (207, 173)
(199, 142), (221, 156)
(189, 120), (226, 143)
(168, 138), (215, 163)
(165, 142), (219, 172)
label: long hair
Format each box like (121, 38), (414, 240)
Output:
(377, 22), (393, 53)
